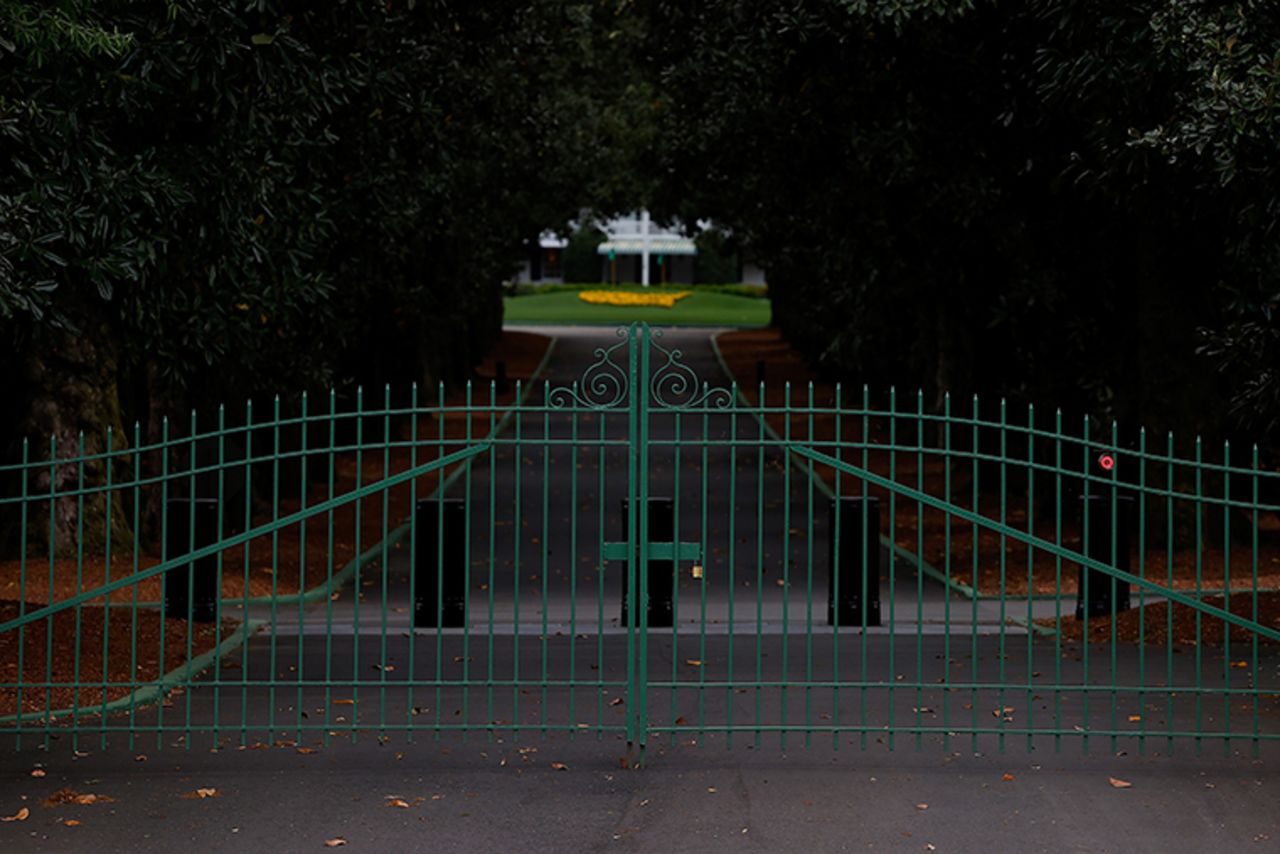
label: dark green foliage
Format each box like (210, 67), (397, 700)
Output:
(563, 227), (606, 283)
(693, 227), (739, 284)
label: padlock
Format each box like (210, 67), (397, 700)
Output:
(691, 564), (704, 580)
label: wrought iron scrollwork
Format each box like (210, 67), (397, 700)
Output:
(648, 328), (734, 411)
(547, 326), (631, 410)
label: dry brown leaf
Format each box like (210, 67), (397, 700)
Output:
(609, 697), (624, 707)
(63, 819), (81, 827)
(74, 793), (114, 805)
(675, 716), (688, 726)
(333, 699), (355, 705)
(386, 798), (410, 809)
(181, 788), (220, 800)
(1108, 777), (1132, 789)
(297, 747), (318, 755)
(30, 769), (45, 778)
(325, 839), (347, 848)
(707, 787), (717, 794)
(1, 808), (29, 823)
(550, 762), (569, 771)
(686, 659), (703, 667)
(1001, 773), (1015, 782)
(1127, 715), (1141, 722)
(134, 755), (147, 762)
(916, 803), (929, 810)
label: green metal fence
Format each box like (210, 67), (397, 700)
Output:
(2, 323), (1278, 759)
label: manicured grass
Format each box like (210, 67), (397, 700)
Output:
(503, 286), (771, 327)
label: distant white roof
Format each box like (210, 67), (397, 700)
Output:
(538, 231), (568, 249)
(597, 237), (697, 256)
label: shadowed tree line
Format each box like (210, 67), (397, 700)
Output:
(645, 0), (1280, 465)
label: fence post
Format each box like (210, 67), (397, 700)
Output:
(1076, 493), (1133, 619)
(620, 497), (674, 628)
(164, 497), (220, 623)
(828, 496), (882, 627)
(414, 498), (467, 628)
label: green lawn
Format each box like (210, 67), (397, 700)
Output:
(502, 286), (771, 327)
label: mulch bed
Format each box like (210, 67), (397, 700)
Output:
(716, 328), (1280, 598)
(0, 601), (236, 719)
(0, 330), (554, 607)
(1040, 591), (1280, 647)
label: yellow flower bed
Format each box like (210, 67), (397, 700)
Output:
(577, 289), (692, 308)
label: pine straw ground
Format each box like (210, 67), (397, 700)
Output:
(0, 331), (553, 721)
(716, 328), (1280, 646)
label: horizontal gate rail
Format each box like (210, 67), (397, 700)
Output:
(789, 443), (1280, 643)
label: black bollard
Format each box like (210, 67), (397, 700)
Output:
(828, 496), (881, 627)
(414, 498), (467, 628)
(1076, 493), (1133, 620)
(164, 497), (221, 623)
(620, 497), (675, 628)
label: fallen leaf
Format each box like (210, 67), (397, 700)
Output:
(0, 808), (29, 822)
(386, 798), (410, 809)
(333, 699), (355, 705)
(550, 762), (569, 771)
(182, 788), (220, 800)
(686, 659), (703, 667)
(44, 789), (112, 807)
(297, 747), (318, 755)
(134, 755), (147, 762)
(1108, 777), (1132, 789)
(1128, 715), (1141, 722)
(916, 803), (929, 810)
(609, 697), (624, 707)
(675, 716), (688, 725)
(74, 793), (114, 805)
(30, 769), (45, 778)
(63, 819), (81, 827)
(707, 787), (717, 794)
(1002, 773), (1015, 782)
(325, 839), (347, 848)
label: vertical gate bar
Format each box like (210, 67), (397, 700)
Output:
(942, 394), (952, 751)
(996, 399), (1007, 754)
(596, 390), (605, 739)
(755, 374), (765, 749)
(969, 396), (978, 753)
(514, 379), (523, 736)
(850, 383), (861, 750)
(156, 418), (168, 750)
(1222, 440), (1231, 756)
(352, 387), (364, 742)
(1053, 408), (1063, 752)
(240, 403), (252, 747)
(568, 385), (578, 736)
(297, 392), (309, 746)
(624, 325), (639, 749)
(1137, 427), (1147, 753)
(184, 413), (196, 749)
(44, 434), (56, 752)
(324, 390), (337, 747)
(1250, 445), (1260, 752)
(778, 381), (788, 747)
(100, 426), (114, 748)
(1108, 420), (1119, 754)
(638, 324), (651, 754)
(1194, 436), (1203, 753)
(73, 431), (85, 750)
(728, 380), (738, 749)
(268, 397), (281, 744)
(215, 405), (226, 747)
(407, 383), (418, 742)
(1080, 414), (1090, 753)
(914, 390), (924, 750)
(16, 438), (28, 750)
(671, 406), (682, 747)
(130, 423), (142, 750)
(464, 381), (474, 739)
(1025, 403), (1035, 752)
(436, 381), (446, 738)
(805, 381), (815, 747)
(782, 382), (792, 748)
(380, 386), (392, 740)
(487, 380), (497, 738)
(887, 387), (897, 750)
(699, 385), (710, 738)
(1165, 431), (1175, 753)
(541, 382), (550, 738)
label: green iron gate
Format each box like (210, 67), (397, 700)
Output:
(2, 323), (1279, 758)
